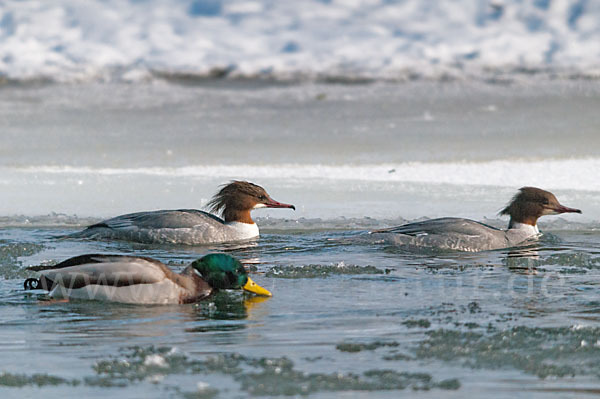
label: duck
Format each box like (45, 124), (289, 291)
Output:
(23, 253), (271, 304)
(371, 187), (581, 252)
(72, 181), (295, 245)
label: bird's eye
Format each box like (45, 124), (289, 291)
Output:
(259, 195), (267, 201)
(542, 198), (549, 205)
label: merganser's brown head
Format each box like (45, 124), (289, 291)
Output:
(500, 187), (581, 227)
(207, 181), (295, 224)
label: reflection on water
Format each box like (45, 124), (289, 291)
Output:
(19, 290), (272, 343)
(505, 245), (542, 271)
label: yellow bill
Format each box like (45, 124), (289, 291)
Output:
(243, 277), (272, 297)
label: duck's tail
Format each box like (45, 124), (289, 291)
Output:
(23, 275), (54, 291)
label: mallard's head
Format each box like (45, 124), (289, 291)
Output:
(191, 253), (271, 296)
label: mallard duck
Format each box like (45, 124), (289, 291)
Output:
(72, 181), (295, 244)
(372, 187), (581, 252)
(24, 253), (271, 304)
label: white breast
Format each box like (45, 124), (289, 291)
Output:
(225, 222), (260, 240)
(506, 222), (541, 245)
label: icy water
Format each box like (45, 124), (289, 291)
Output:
(1, 81), (600, 398)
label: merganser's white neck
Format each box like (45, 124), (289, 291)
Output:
(225, 221), (260, 240)
(507, 221), (539, 236)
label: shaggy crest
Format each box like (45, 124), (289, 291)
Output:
(206, 181), (267, 216)
(497, 186), (582, 227)
(499, 187), (554, 217)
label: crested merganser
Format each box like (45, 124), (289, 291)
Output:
(371, 187), (581, 252)
(73, 181), (295, 245)
(23, 253), (271, 304)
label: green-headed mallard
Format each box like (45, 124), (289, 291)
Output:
(24, 253), (271, 304)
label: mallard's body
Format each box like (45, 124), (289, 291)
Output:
(25, 253), (271, 304)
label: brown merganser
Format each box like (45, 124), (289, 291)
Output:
(372, 187), (581, 252)
(73, 181), (295, 245)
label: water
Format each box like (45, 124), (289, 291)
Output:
(1, 81), (600, 220)
(2, 226), (600, 398)
(0, 78), (599, 398)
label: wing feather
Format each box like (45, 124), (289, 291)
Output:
(87, 209), (225, 231)
(38, 256), (169, 289)
(373, 217), (501, 236)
